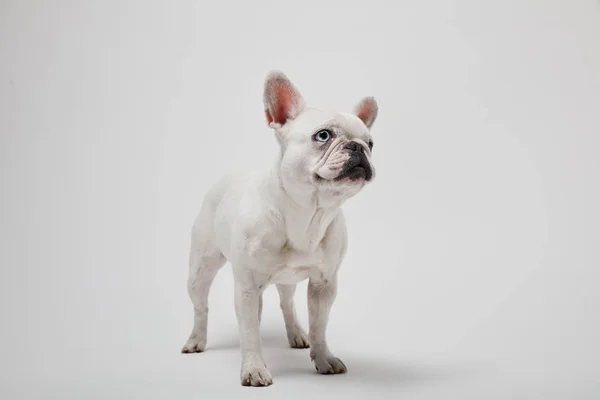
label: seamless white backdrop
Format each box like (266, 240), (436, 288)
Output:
(1, 1), (599, 399)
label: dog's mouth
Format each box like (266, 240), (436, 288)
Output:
(334, 153), (373, 183)
(335, 165), (370, 182)
(314, 162), (372, 184)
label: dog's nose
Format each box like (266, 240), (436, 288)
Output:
(344, 141), (364, 153)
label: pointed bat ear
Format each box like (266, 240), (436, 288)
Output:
(353, 96), (378, 130)
(263, 71), (306, 128)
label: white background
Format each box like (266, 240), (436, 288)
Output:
(1, 0), (600, 399)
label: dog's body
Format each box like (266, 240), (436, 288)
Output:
(182, 71), (378, 386)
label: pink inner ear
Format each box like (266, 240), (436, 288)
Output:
(357, 102), (375, 125)
(272, 82), (294, 125)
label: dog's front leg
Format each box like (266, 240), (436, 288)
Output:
(234, 271), (273, 387)
(307, 275), (347, 374)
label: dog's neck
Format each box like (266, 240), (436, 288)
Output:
(268, 159), (342, 252)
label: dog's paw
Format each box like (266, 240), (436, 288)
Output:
(241, 364), (273, 387)
(311, 352), (347, 375)
(287, 328), (310, 349)
(181, 338), (206, 353)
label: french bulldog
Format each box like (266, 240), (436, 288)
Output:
(181, 71), (378, 386)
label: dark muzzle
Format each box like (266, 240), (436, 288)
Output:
(335, 141), (373, 181)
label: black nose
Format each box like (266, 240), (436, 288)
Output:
(344, 141), (364, 153)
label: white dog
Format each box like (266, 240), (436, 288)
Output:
(181, 71), (378, 387)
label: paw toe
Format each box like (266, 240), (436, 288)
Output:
(289, 333), (310, 349)
(313, 355), (347, 375)
(241, 367), (273, 387)
(181, 340), (205, 353)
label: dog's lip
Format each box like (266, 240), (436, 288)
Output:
(335, 160), (373, 182)
(345, 166), (367, 181)
(313, 171), (367, 184)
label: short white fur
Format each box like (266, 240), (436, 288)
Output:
(181, 70), (378, 387)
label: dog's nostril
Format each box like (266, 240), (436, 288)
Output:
(344, 141), (363, 153)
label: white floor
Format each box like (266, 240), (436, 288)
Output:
(2, 263), (599, 400)
(1, 1), (599, 399)
(1, 299), (598, 400)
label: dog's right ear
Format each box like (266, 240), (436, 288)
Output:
(263, 71), (306, 129)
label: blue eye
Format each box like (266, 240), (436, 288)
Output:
(314, 129), (331, 142)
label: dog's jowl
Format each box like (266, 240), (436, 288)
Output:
(181, 71), (378, 387)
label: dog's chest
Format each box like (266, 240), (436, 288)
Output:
(268, 246), (328, 285)
(269, 227), (335, 284)
(246, 204), (341, 285)
(283, 205), (338, 253)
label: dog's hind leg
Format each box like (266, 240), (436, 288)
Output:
(181, 212), (226, 353)
(277, 284), (309, 349)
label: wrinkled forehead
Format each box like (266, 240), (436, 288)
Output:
(292, 108), (370, 141)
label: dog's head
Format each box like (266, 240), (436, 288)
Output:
(263, 71), (377, 202)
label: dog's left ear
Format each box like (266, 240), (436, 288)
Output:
(353, 97), (378, 130)
(263, 71), (306, 129)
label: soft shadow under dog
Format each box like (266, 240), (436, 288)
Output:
(206, 332), (480, 388)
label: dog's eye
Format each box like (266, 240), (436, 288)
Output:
(368, 140), (373, 151)
(314, 130), (331, 143)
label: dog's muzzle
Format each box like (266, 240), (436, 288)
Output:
(334, 141), (373, 182)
